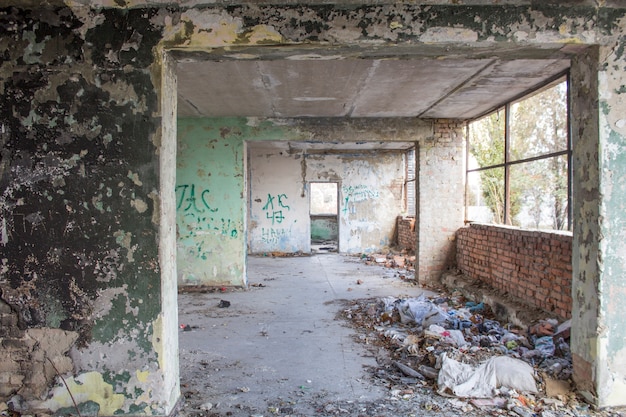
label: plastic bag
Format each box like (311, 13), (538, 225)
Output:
(397, 296), (449, 327)
(424, 324), (468, 348)
(438, 354), (538, 398)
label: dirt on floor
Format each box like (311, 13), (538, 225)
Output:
(178, 253), (625, 417)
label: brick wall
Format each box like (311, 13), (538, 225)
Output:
(456, 223), (573, 319)
(0, 299), (77, 401)
(417, 119), (465, 286)
(397, 216), (416, 251)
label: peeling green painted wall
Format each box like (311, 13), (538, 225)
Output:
(0, 5), (170, 415)
(311, 216), (338, 241)
(0, 1), (625, 414)
(176, 119), (247, 286)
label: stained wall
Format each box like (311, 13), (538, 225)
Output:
(0, 2), (624, 413)
(248, 145), (407, 254)
(176, 119), (247, 286)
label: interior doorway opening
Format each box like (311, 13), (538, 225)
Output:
(309, 182), (339, 254)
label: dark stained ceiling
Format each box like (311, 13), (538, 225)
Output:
(176, 54), (570, 120)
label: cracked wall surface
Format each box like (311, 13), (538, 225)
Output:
(0, 1), (624, 414)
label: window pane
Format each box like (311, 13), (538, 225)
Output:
(310, 182), (338, 215)
(510, 155), (569, 230)
(468, 110), (505, 168)
(466, 168), (505, 224)
(510, 81), (568, 161)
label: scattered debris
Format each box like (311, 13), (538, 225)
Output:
(360, 251), (416, 276)
(218, 300), (231, 308)
(340, 290), (598, 416)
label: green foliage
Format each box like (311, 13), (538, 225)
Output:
(468, 81), (569, 230)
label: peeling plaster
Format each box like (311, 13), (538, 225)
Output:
(38, 372), (126, 415)
(2, 1), (626, 413)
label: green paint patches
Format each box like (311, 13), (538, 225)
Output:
(54, 400), (101, 417)
(128, 170), (143, 186)
(42, 294), (67, 328)
(311, 217), (338, 241)
(600, 100), (611, 116)
(598, 7), (626, 38)
(114, 230), (137, 263)
(177, 118), (248, 286)
(40, 372), (126, 416)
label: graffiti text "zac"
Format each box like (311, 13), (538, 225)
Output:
(176, 184), (218, 213)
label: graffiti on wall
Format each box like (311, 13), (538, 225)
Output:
(342, 184), (379, 214)
(261, 227), (291, 245)
(176, 184), (238, 238)
(258, 193), (293, 247)
(262, 193), (290, 225)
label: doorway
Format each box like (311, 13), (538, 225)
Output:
(309, 182), (339, 253)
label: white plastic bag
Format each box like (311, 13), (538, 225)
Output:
(437, 354), (537, 398)
(397, 296), (448, 327)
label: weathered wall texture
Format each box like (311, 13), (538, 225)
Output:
(176, 118), (247, 286)
(310, 152), (406, 253)
(0, 5), (176, 416)
(396, 216), (416, 251)
(248, 144), (311, 253)
(416, 120), (465, 286)
(247, 137), (412, 255)
(0, 1), (624, 413)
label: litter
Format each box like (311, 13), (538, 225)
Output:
(437, 354), (538, 398)
(394, 361), (425, 379)
(395, 294), (449, 328)
(344, 291), (573, 405)
(218, 300), (231, 308)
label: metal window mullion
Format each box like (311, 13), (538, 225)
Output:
(465, 123), (470, 223)
(504, 103), (511, 225)
(566, 72), (573, 231)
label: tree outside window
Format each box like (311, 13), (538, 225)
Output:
(466, 78), (570, 231)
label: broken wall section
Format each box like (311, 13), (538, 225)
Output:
(396, 216), (416, 252)
(0, 300), (77, 402)
(456, 223), (573, 320)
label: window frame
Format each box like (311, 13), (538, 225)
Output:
(465, 72), (572, 231)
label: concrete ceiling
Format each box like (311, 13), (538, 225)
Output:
(176, 56), (570, 120)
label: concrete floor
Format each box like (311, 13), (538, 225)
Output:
(178, 253), (433, 416)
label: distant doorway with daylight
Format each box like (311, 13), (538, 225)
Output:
(309, 182), (339, 253)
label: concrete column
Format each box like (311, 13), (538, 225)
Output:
(157, 52), (181, 414)
(570, 44), (626, 407)
(416, 120), (465, 286)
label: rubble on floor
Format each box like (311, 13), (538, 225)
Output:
(340, 290), (625, 417)
(360, 251), (416, 281)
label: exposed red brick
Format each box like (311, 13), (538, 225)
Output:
(456, 224), (572, 319)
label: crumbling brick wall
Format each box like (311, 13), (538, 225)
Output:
(0, 299), (77, 401)
(397, 216), (416, 251)
(456, 223), (572, 319)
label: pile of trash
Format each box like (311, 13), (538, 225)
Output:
(343, 292), (576, 414)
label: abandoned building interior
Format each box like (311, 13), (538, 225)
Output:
(1, 1), (626, 415)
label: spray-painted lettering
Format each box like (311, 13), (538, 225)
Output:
(261, 227), (290, 245)
(342, 185), (379, 214)
(262, 193), (290, 225)
(176, 184), (218, 213)
(176, 184), (239, 239)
